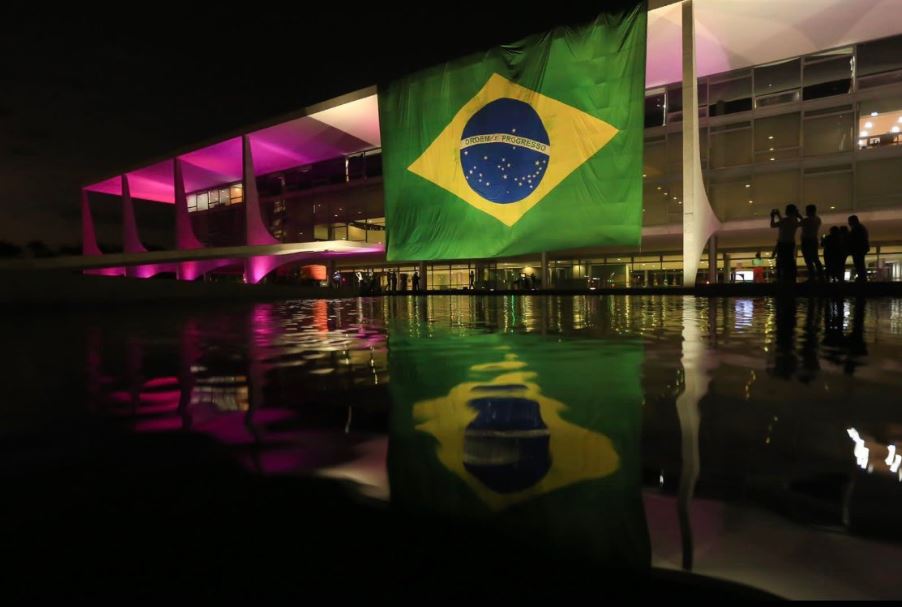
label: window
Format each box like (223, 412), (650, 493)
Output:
(709, 177), (751, 221)
(709, 73), (752, 116)
(230, 184), (243, 203)
(803, 167), (852, 214)
(643, 136), (666, 178)
(208, 189), (219, 208)
(644, 183), (682, 225)
(754, 113), (800, 163)
(803, 48), (852, 100)
(755, 58), (801, 96)
(755, 58), (801, 107)
(645, 89), (665, 128)
(857, 35), (902, 87)
(663, 83), (707, 123)
(803, 107), (853, 155)
(858, 95), (902, 150)
(219, 188), (230, 206)
(752, 171), (800, 218)
(197, 192), (208, 212)
(856, 157), (902, 209)
(187, 194), (197, 212)
(710, 122), (752, 168)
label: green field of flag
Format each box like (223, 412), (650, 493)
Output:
(379, 5), (647, 261)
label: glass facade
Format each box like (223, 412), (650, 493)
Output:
(131, 32), (902, 284)
(641, 32), (902, 240)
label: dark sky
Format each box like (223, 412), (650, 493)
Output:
(1, 4), (638, 248)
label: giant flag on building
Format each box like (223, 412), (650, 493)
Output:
(379, 5), (647, 261)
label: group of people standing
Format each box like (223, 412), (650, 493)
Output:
(770, 204), (870, 284)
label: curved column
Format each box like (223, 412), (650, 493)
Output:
(243, 135), (279, 248)
(81, 189), (103, 256)
(242, 134), (280, 283)
(681, 0), (721, 287)
(173, 158), (207, 280)
(174, 158), (204, 250)
(122, 174), (147, 254)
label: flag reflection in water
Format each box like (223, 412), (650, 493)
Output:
(388, 330), (649, 567)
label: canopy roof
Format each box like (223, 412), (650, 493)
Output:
(86, 0), (902, 203)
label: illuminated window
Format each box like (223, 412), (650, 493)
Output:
(230, 184), (243, 203)
(858, 95), (902, 150)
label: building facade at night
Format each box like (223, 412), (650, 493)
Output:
(79, 0), (902, 288)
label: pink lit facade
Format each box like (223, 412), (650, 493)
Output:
(82, 92), (384, 284)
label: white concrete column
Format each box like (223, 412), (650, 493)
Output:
(540, 251), (549, 290)
(682, 0), (721, 287)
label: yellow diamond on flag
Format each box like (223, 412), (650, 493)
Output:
(407, 73), (619, 227)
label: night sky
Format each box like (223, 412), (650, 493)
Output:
(1, 4), (637, 249)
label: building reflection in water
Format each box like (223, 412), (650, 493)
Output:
(85, 300), (390, 489)
(70, 294), (902, 598)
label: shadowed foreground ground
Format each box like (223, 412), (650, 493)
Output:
(1, 421), (778, 600)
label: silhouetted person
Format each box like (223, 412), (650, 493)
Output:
(770, 204), (800, 284)
(822, 226), (841, 283)
(412, 270), (420, 292)
(770, 296), (798, 379)
(800, 204), (824, 281)
(469, 270), (475, 290)
(845, 297), (868, 375)
(389, 270), (397, 293)
(838, 226), (851, 282)
(848, 215), (870, 283)
(798, 298), (822, 384)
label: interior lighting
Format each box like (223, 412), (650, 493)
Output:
(860, 130), (869, 137)
(865, 121), (874, 129)
(871, 111), (878, 117)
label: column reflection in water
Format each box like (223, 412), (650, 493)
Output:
(387, 304), (649, 569)
(675, 296), (719, 571)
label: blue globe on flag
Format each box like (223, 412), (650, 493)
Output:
(460, 98), (550, 204)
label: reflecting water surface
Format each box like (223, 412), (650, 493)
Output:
(4, 295), (902, 599)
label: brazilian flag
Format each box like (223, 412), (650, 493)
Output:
(387, 324), (649, 568)
(379, 5), (647, 261)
